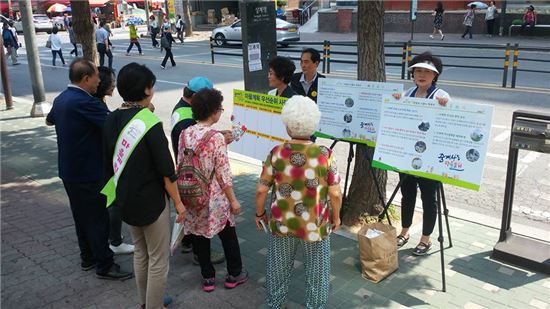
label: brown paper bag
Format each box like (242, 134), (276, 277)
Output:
(357, 222), (398, 283)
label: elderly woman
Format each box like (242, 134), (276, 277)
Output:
(268, 56), (296, 98)
(255, 95), (342, 308)
(179, 88), (248, 293)
(102, 63), (185, 309)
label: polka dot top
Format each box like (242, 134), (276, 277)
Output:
(259, 142), (341, 242)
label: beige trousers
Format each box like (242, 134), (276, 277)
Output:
(129, 204), (170, 309)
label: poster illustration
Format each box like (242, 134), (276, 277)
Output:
(316, 78), (403, 146)
(231, 89), (288, 161)
(247, 43), (262, 72)
(372, 95), (494, 190)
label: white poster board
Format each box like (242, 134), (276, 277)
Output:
(372, 95), (494, 190)
(316, 78), (403, 146)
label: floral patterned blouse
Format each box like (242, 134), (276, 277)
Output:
(179, 123), (235, 239)
(259, 142), (341, 242)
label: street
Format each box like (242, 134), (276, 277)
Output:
(4, 28), (550, 236)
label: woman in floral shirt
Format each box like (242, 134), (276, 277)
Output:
(255, 95), (342, 308)
(179, 88), (248, 292)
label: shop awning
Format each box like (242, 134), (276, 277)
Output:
(126, 0), (165, 3)
(89, 0), (111, 8)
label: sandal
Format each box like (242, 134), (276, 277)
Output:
(396, 235), (409, 247)
(412, 242), (432, 256)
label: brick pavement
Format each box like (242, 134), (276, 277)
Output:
(2, 99), (549, 308)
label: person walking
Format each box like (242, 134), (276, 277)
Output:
(430, 1), (445, 40)
(392, 52), (450, 256)
(255, 95), (342, 308)
(485, 1), (498, 37)
(170, 77), (228, 264)
(160, 25), (176, 69)
(68, 22), (78, 57)
(96, 21), (113, 69)
(102, 62), (185, 309)
(149, 15), (159, 48)
(126, 23), (143, 56)
(175, 14), (185, 44)
(48, 26), (65, 67)
(2, 22), (18, 65)
(268, 56), (296, 98)
(520, 5), (537, 34)
(178, 88), (248, 293)
(461, 4), (476, 39)
(46, 58), (133, 281)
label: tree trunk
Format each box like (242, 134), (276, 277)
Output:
(183, 0), (193, 36)
(70, 0), (97, 63)
(342, 0), (387, 227)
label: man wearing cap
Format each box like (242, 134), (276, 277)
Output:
(170, 76), (228, 264)
(290, 48), (325, 103)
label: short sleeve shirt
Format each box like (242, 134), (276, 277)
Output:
(95, 27), (109, 44)
(259, 143), (341, 242)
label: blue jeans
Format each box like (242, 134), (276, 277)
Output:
(51, 49), (65, 66)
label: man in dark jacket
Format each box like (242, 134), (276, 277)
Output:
(46, 59), (132, 281)
(290, 48), (325, 102)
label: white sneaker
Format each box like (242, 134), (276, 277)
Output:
(429, 35), (434, 39)
(110, 243), (135, 255)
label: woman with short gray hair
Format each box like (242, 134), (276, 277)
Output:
(255, 95), (343, 308)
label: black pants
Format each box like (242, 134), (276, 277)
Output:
(176, 28), (184, 43)
(151, 30), (159, 47)
(51, 50), (65, 66)
(161, 48), (175, 67)
(108, 201), (123, 246)
(521, 21), (535, 33)
(62, 180), (114, 274)
(399, 174), (439, 236)
(192, 222), (242, 279)
(462, 26), (473, 39)
(97, 43), (113, 69)
(126, 41), (142, 54)
(70, 43), (78, 56)
(486, 19), (495, 35)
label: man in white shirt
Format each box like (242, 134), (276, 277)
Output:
(96, 21), (113, 69)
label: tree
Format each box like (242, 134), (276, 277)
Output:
(342, 1), (387, 227)
(70, 0), (97, 63)
(183, 0), (193, 36)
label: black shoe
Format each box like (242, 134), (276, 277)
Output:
(96, 263), (134, 281)
(81, 261), (96, 271)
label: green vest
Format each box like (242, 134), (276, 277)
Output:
(171, 106), (193, 129)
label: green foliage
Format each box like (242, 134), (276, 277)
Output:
(359, 204), (400, 225)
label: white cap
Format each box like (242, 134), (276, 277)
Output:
(408, 61), (439, 74)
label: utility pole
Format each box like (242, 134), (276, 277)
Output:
(19, 0), (50, 117)
(499, 0), (507, 37)
(0, 36), (14, 110)
(145, 0), (150, 35)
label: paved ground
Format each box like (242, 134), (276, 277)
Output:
(2, 96), (549, 308)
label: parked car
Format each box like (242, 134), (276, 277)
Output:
(212, 18), (300, 47)
(14, 14), (53, 33)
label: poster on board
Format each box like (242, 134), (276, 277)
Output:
(372, 95), (494, 191)
(316, 78), (403, 146)
(231, 89), (288, 161)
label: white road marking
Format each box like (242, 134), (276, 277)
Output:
(493, 130), (511, 142)
(486, 152), (508, 160)
(492, 124), (510, 129)
(521, 152), (541, 164)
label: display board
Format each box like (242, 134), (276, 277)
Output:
(231, 89), (288, 161)
(372, 95), (494, 190)
(315, 78), (403, 146)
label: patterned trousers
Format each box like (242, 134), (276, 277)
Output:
(266, 234), (330, 309)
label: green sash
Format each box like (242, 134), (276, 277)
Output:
(171, 106), (193, 129)
(101, 108), (160, 207)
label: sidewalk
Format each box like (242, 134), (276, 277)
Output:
(1, 98), (549, 308)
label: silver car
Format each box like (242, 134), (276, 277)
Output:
(14, 14), (53, 33)
(212, 18), (300, 47)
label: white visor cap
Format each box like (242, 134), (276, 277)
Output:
(408, 62), (439, 74)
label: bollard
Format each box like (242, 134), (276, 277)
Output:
(406, 41), (412, 80)
(401, 42), (407, 80)
(502, 43), (510, 88)
(322, 40), (327, 74)
(326, 41), (331, 74)
(511, 44), (519, 88)
(210, 37), (215, 64)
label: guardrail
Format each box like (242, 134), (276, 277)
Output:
(209, 38), (550, 88)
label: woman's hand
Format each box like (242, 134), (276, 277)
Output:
(392, 93), (402, 100)
(220, 130), (235, 144)
(175, 201), (185, 223)
(436, 96), (448, 106)
(255, 211), (268, 231)
(331, 215), (341, 232)
(230, 199), (241, 215)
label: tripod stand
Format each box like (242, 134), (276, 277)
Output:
(378, 174), (453, 292)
